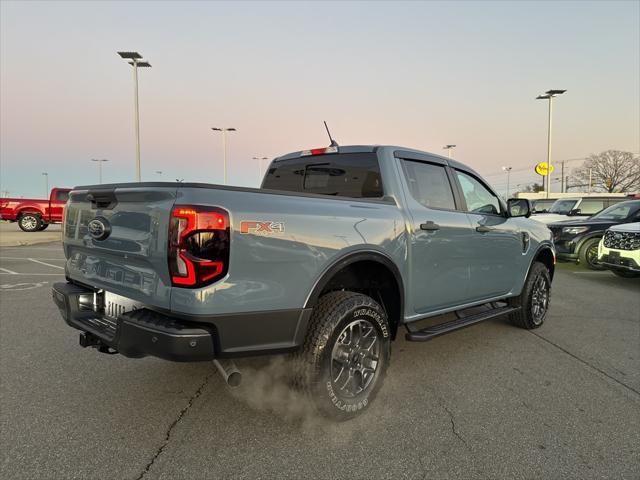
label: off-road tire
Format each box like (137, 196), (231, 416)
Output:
(611, 270), (640, 279)
(579, 238), (605, 270)
(293, 291), (391, 421)
(508, 262), (551, 329)
(18, 213), (42, 232)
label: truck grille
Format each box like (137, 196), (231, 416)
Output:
(603, 230), (640, 251)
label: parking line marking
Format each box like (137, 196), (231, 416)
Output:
(28, 258), (65, 270)
(1, 257), (65, 261)
(0, 272), (63, 276)
(0, 267), (18, 274)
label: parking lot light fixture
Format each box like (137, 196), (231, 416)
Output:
(443, 145), (456, 159)
(502, 166), (513, 199)
(253, 156), (269, 185)
(536, 89), (566, 199)
(118, 51), (152, 182)
(42, 172), (48, 197)
(211, 128), (237, 185)
(91, 159), (109, 184)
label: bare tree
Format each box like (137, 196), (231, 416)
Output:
(572, 150), (640, 193)
(523, 182), (544, 193)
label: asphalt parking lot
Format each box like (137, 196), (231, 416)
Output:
(1, 242), (639, 480)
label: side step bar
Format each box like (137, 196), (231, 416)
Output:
(405, 306), (520, 342)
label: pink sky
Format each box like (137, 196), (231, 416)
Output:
(1, 1), (638, 197)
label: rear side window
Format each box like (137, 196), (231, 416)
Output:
(401, 160), (456, 210)
(579, 199), (605, 215)
(262, 153), (383, 198)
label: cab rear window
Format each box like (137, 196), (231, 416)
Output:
(262, 153), (383, 199)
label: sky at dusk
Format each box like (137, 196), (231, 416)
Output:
(1, 0), (638, 197)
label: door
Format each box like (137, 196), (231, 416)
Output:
(453, 169), (524, 300)
(398, 158), (474, 314)
(49, 189), (69, 221)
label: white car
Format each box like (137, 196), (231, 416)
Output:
(532, 197), (625, 224)
(598, 222), (640, 278)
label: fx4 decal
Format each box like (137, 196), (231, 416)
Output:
(240, 221), (285, 234)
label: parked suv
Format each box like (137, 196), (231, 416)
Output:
(52, 145), (555, 420)
(548, 200), (640, 269)
(598, 223), (640, 278)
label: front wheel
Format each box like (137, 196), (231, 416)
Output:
(579, 238), (605, 270)
(293, 291), (391, 421)
(18, 213), (42, 232)
(509, 262), (552, 329)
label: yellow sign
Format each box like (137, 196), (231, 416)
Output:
(535, 162), (555, 176)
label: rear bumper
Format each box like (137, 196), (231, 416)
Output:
(52, 282), (311, 361)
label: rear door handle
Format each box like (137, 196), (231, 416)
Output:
(420, 221), (440, 231)
(476, 225), (494, 233)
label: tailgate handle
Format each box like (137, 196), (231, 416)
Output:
(87, 189), (117, 210)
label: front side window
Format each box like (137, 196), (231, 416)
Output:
(456, 170), (502, 215)
(55, 190), (69, 202)
(401, 160), (456, 210)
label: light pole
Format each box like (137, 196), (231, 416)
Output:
(42, 172), (48, 197)
(91, 158), (109, 184)
(118, 51), (152, 182)
(502, 166), (513, 198)
(253, 156), (268, 185)
(211, 127), (236, 185)
(536, 89), (566, 198)
(443, 144), (456, 159)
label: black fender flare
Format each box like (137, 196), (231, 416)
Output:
(526, 242), (556, 281)
(303, 250), (405, 319)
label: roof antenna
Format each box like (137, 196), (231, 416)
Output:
(324, 121), (339, 147)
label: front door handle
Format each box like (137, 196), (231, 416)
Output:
(476, 225), (494, 233)
(420, 221), (440, 231)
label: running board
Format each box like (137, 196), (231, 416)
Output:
(405, 306), (520, 342)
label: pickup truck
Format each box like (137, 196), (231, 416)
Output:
(52, 145), (555, 420)
(0, 187), (71, 231)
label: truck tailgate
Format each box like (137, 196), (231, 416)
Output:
(63, 186), (178, 308)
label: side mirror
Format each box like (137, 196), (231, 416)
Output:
(507, 198), (531, 218)
(568, 208), (581, 216)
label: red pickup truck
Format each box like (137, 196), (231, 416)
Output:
(0, 188), (71, 231)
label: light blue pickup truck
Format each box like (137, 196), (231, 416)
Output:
(53, 145), (555, 420)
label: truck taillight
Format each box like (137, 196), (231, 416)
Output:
(169, 205), (230, 288)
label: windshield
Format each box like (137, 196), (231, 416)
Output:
(591, 202), (640, 220)
(548, 199), (578, 214)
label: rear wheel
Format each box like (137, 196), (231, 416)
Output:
(509, 262), (551, 329)
(18, 213), (41, 232)
(293, 291), (391, 421)
(579, 238), (605, 270)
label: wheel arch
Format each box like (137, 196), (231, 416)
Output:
(531, 244), (555, 281)
(17, 208), (43, 218)
(304, 250), (405, 339)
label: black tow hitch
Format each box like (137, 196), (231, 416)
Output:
(79, 332), (118, 354)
